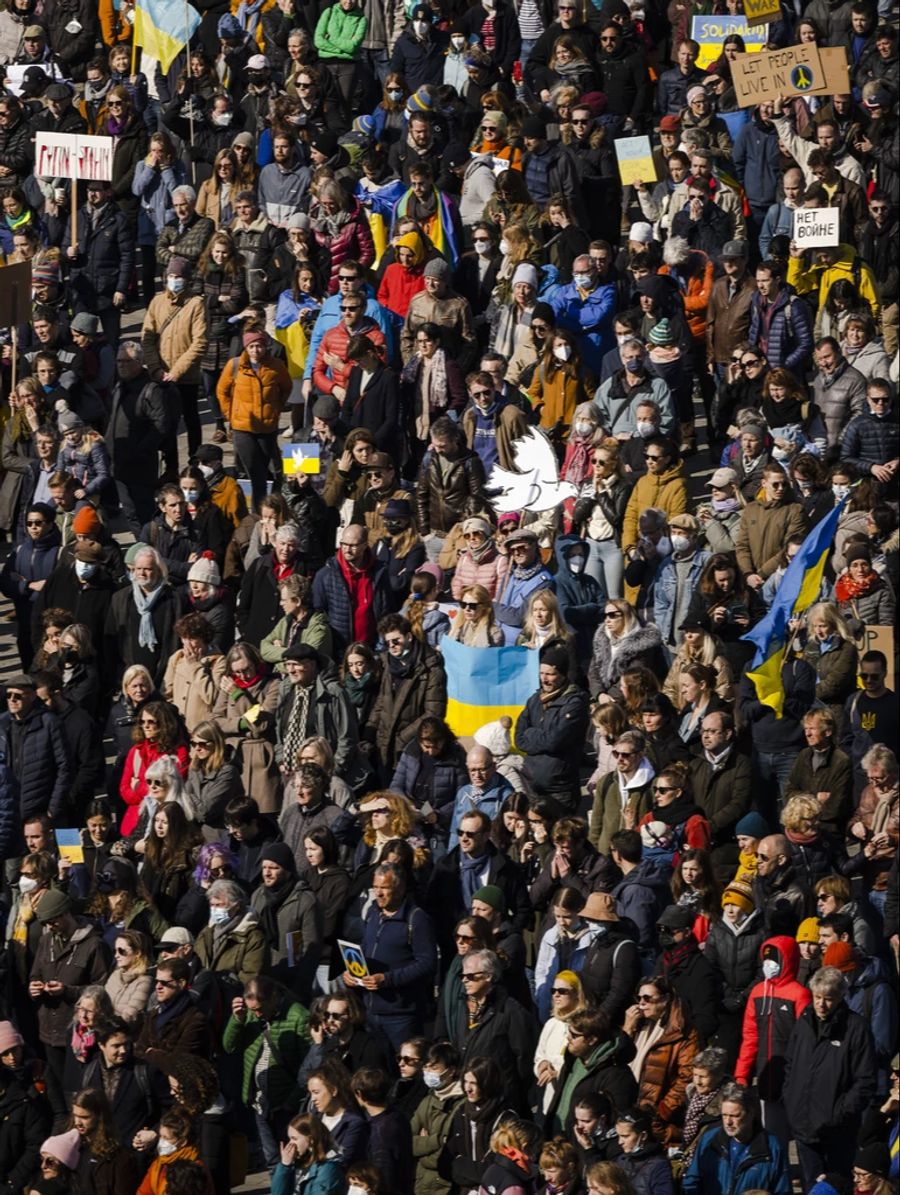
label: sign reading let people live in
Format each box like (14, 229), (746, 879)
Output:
(731, 43), (824, 107)
(35, 132), (114, 181)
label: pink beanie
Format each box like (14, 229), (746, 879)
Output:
(0, 1021), (22, 1052)
(41, 1129), (82, 1170)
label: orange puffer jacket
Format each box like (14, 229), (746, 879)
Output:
(216, 351), (292, 434)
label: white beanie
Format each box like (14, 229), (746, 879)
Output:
(187, 554), (221, 587)
(628, 222), (653, 244)
(511, 262), (539, 289)
(474, 717), (513, 758)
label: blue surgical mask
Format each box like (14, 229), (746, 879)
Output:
(75, 560), (97, 580)
(182, 488), (200, 503)
(209, 906), (230, 926)
(573, 273), (591, 289)
(625, 359), (643, 374)
(167, 276), (186, 294)
(422, 1070), (443, 1089)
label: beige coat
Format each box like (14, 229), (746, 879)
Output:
(163, 649), (227, 728)
(105, 967), (154, 1024)
(141, 292), (208, 384)
(212, 674), (282, 813)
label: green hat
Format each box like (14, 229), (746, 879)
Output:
(125, 541), (150, 566)
(648, 319), (675, 346)
(471, 885), (504, 913)
(36, 889), (72, 923)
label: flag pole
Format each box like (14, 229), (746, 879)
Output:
(185, 0), (196, 186)
(131, 13), (138, 76)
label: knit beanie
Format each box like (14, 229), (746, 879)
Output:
(186, 553), (221, 587)
(796, 917), (821, 944)
(822, 942), (856, 973)
(72, 506), (102, 537)
(471, 885), (504, 912)
(721, 877), (754, 914)
(41, 1129), (82, 1171)
(0, 1021), (23, 1052)
(735, 813), (769, 840)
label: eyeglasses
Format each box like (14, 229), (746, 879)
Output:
(366, 469), (386, 478)
(654, 784), (676, 794)
(190, 739), (210, 748)
(551, 986), (573, 995)
(462, 972), (486, 981)
(397, 1054), (420, 1065)
(147, 779), (166, 788)
(460, 600), (481, 611)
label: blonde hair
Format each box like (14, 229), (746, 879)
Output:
(781, 793), (821, 834)
(806, 601), (855, 643)
(520, 589), (567, 646)
(360, 791), (417, 845)
(449, 585), (499, 644)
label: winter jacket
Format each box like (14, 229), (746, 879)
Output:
(589, 768), (654, 857)
(591, 371), (676, 440)
(359, 894), (437, 1020)
(534, 919), (599, 1019)
(706, 274), (756, 366)
(633, 998), (699, 1143)
(546, 1031), (639, 1132)
(312, 199), (376, 294)
(551, 281), (616, 376)
(529, 844), (620, 924)
(194, 265), (248, 373)
(217, 350), (292, 435)
(656, 939), (721, 1045)
(132, 158), (185, 246)
(703, 910), (765, 1017)
(734, 936), (811, 1095)
(734, 498), (808, 580)
(310, 553), (393, 657)
(682, 1125), (790, 1195)
(212, 672), (281, 815)
(448, 773), (515, 849)
(840, 408), (900, 477)
(612, 860), (669, 955)
(390, 739), (468, 819)
(275, 671), (367, 788)
(64, 201), (135, 311)
(785, 743), (853, 835)
(231, 212), (289, 303)
(272, 1157), (346, 1195)
(223, 994), (310, 1108)
(133, 990), (212, 1064)
(747, 286), (813, 375)
(0, 1068), (51, 1192)
(106, 371), (174, 491)
(342, 363), (401, 451)
(621, 463), (688, 553)
(783, 999), (877, 1142)
(390, 26), (450, 91)
(0, 701), (71, 823)
(42, 0), (97, 73)
(365, 641), (447, 767)
(810, 360), (868, 451)
(689, 750), (752, 881)
(415, 447), (486, 537)
(425, 844), (532, 956)
(104, 583), (180, 689)
(596, 42), (651, 123)
(29, 918), (111, 1046)
(314, 2), (367, 58)
(493, 563), (554, 639)
(788, 244), (879, 321)
(194, 908), (269, 986)
(0, 112), (33, 186)
(450, 542), (509, 602)
(155, 210), (215, 267)
(579, 920), (642, 1026)
(141, 291), (207, 385)
(589, 622), (665, 696)
(411, 1079), (466, 1195)
(617, 1142), (675, 1195)
(401, 291), (477, 370)
(163, 649), (226, 728)
(445, 985), (539, 1098)
(732, 113), (781, 211)
(515, 684), (590, 807)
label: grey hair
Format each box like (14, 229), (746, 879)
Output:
(620, 337), (645, 353)
(663, 236), (691, 267)
(207, 879), (247, 909)
(373, 862), (407, 888)
(118, 340), (144, 362)
(274, 522), (302, 545)
(172, 185), (197, 203)
(616, 729), (646, 753)
(693, 1046), (729, 1079)
(809, 965), (848, 998)
(144, 755), (184, 799)
(861, 744), (898, 779)
(464, 949), (502, 982)
(719, 1081), (756, 1113)
(133, 545), (168, 583)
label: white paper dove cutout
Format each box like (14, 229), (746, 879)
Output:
(488, 426), (579, 513)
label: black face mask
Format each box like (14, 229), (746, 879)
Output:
(247, 70), (269, 84)
(384, 520), (408, 535)
(657, 929), (676, 948)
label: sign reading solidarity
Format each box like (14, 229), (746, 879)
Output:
(731, 43), (824, 107)
(34, 132), (114, 181)
(793, 207), (840, 249)
(690, 14), (768, 69)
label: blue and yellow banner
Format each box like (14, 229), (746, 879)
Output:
(282, 443), (320, 476)
(134, 0), (201, 73)
(742, 498), (846, 717)
(442, 637), (539, 738)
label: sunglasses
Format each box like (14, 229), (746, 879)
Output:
(654, 784), (676, 794)
(458, 830), (483, 839)
(470, 389), (493, 399)
(155, 979), (178, 989)
(612, 749), (635, 758)
(366, 807), (391, 815)
(147, 779), (166, 788)
(26, 519), (46, 527)
(551, 986), (573, 995)
(644, 453), (665, 461)
(462, 972), (486, 981)
(460, 600), (481, 610)
(340, 305), (362, 312)
(190, 739), (210, 748)
(571, 117), (590, 124)
(456, 932), (476, 942)
(114, 946), (132, 956)
(397, 1054), (420, 1065)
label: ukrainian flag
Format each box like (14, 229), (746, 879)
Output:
(134, 0), (201, 73)
(283, 443), (320, 476)
(442, 637), (539, 738)
(742, 498), (847, 718)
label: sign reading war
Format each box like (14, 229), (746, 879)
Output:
(35, 132), (115, 182)
(731, 43), (825, 107)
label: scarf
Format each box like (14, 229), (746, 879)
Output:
(561, 434), (594, 485)
(661, 938), (697, 975)
(652, 791), (702, 827)
(835, 570), (880, 601)
(70, 1021), (96, 1062)
(539, 683), (565, 707)
(132, 581), (164, 650)
(311, 205), (353, 239)
(282, 683), (313, 772)
(343, 671), (374, 709)
(337, 549), (376, 644)
(259, 878), (294, 947)
(761, 393), (804, 428)
(107, 115), (126, 136)
(467, 536), (495, 564)
(85, 78), (111, 102)
(683, 1086), (720, 1146)
(417, 350), (448, 439)
(511, 557), (544, 583)
(4, 208), (31, 231)
(155, 989), (192, 1031)
(872, 786), (899, 836)
(460, 850), (488, 907)
(388, 640), (420, 682)
(785, 827), (818, 845)
(235, 0), (265, 35)
(629, 1017), (666, 1081)
(232, 671), (265, 690)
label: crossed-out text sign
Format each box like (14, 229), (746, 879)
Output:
(35, 132), (114, 181)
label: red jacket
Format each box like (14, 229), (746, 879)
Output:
(377, 261), (426, 319)
(312, 198), (375, 293)
(119, 740), (190, 835)
(312, 317), (387, 396)
(734, 935), (812, 1098)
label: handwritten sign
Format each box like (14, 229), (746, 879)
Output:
(793, 207), (839, 248)
(691, 14), (768, 69)
(863, 626), (894, 690)
(731, 43), (824, 107)
(35, 132), (114, 182)
(614, 136), (657, 187)
(804, 46), (851, 96)
(743, 0), (781, 23)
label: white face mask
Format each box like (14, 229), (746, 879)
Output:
(655, 535), (672, 556)
(574, 421), (593, 436)
(762, 958), (781, 980)
(553, 344), (571, 362)
(635, 420), (656, 438)
(209, 906), (231, 926)
(474, 240), (490, 256)
(422, 1069), (443, 1089)
(75, 560), (98, 580)
(451, 34), (465, 49)
(158, 1139), (178, 1157)
(387, 88), (403, 101)
(568, 556), (586, 573)
(573, 273), (592, 289)
(616, 333), (632, 345)
(211, 111), (233, 127)
(348, 1187), (368, 1195)
(413, 20), (429, 36)
(198, 463), (215, 480)
(167, 276), (186, 294)
(832, 483), (850, 500)
(671, 533), (691, 553)
(499, 238), (510, 255)
(18, 875), (38, 894)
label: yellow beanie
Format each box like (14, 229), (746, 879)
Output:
(796, 917), (820, 944)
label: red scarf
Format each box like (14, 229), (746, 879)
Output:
(273, 561), (295, 584)
(835, 570), (880, 602)
(337, 549), (375, 644)
(232, 670), (266, 690)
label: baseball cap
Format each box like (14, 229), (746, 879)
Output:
(706, 467), (738, 488)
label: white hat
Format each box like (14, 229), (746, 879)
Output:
(628, 222), (653, 244)
(187, 555), (221, 587)
(158, 926), (195, 949)
(512, 262), (539, 288)
(474, 717), (513, 758)
(247, 53), (269, 70)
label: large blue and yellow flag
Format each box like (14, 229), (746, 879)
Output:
(442, 637), (539, 738)
(742, 498), (846, 718)
(134, 0), (200, 73)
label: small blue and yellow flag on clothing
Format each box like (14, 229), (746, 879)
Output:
(442, 636), (539, 739)
(282, 443), (320, 476)
(134, 0), (201, 73)
(741, 497), (847, 718)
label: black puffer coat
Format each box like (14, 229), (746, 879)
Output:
(0, 1067), (52, 1191)
(195, 265), (249, 372)
(0, 701), (71, 822)
(702, 909), (765, 1015)
(0, 112), (33, 185)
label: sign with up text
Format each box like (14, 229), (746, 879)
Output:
(35, 132), (114, 182)
(731, 43), (824, 107)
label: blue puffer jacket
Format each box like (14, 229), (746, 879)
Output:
(310, 553), (394, 657)
(389, 739), (468, 824)
(551, 279), (616, 375)
(448, 772), (515, 848)
(845, 954), (898, 1092)
(747, 286), (813, 373)
(683, 1126), (790, 1195)
(651, 549), (710, 644)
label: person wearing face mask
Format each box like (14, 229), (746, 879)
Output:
(134, 1105), (210, 1192)
(696, 467), (743, 556)
(650, 514), (709, 652)
(390, 6), (449, 92)
(592, 338), (677, 443)
(550, 253), (616, 377)
(527, 330), (592, 445)
(614, 1108), (673, 1195)
(192, 442), (248, 530)
(733, 936), (811, 1145)
(552, 536), (604, 659)
(409, 1041), (466, 1193)
(140, 255), (208, 470)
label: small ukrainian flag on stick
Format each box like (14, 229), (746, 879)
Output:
(283, 443), (321, 476)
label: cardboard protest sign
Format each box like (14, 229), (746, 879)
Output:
(691, 14), (768, 69)
(804, 46), (851, 96)
(743, 0), (781, 21)
(35, 132), (114, 181)
(731, 43), (825, 107)
(614, 136), (657, 187)
(0, 261), (32, 329)
(864, 626), (895, 690)
(793, 207), (840, 248)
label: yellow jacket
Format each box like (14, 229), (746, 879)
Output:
(786, 244), (881, 324)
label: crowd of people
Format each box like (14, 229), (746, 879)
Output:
(0, 0), (897, 1190)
